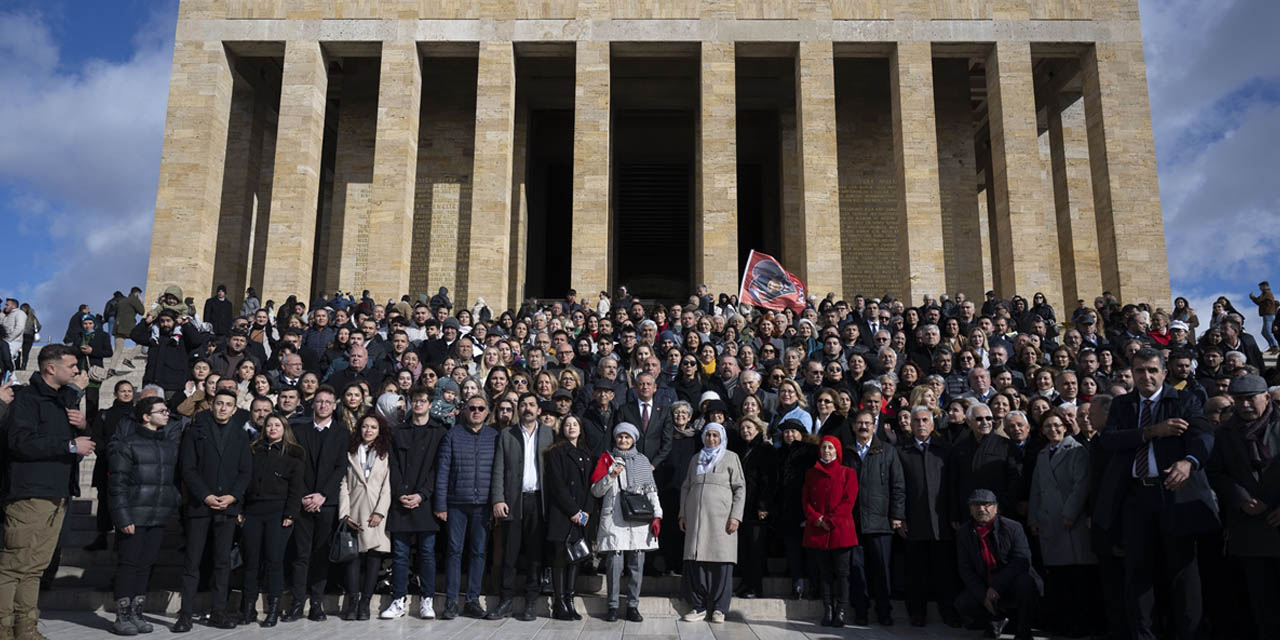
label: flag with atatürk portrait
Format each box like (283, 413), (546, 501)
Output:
(738, 250), (807, 314)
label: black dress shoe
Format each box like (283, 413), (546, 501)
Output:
(171, 613), (193, 633)
(485, 599), (513, 620)
(516, 603), (537, 622)
(942, 612), (963, 628)
(909, 615), (927, 627)
(440, 600), (459, 619)
(308, 602), (327, 621)
(280, 601), (304, 623)
(605, 608), (618, 622)
(984, 617), (1009, 639)
(626, 607), (643, 623)
(462, 600), (487, 618)
(209, 611), (236, 630)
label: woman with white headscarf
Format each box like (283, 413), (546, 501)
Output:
(678, 423), (746, 623)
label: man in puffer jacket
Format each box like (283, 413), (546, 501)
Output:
(433, 394), (498, 620)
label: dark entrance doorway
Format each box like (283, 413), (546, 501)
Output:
(524, 109), (573, 299)
(612, 110), (694, 299)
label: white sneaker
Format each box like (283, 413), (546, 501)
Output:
(709, 611), (725, 624)
(380, 597), (407, 619)
(419, 596), (435, 619)
(681, 610), (705, 622)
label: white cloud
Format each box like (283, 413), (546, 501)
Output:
(0, 7), (174, 329)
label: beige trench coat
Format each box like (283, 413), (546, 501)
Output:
(679, 451), (746, 563)
(338, 449), (392, 553)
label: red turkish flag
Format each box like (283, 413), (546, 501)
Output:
(738, 250), (808, 314)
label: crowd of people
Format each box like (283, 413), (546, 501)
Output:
(1, 280), (1279, 640)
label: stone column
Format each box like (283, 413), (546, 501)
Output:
(146, 40), (235, 303)
(212, 76), (266, 308)
(696, 41), (739, 298)
(890, 41), (947, 303)
(1082, 42), (1170, 305)
(934, 58), (985, 300)
(570, 40), (611, 298)
(985, 41), (1062, 304)
(327, 59), (379, 296)
(464, 42), (516, 311)
(508, 101), (530, 307)
(794, 41), (844, 298)
(366, 41), (423, 303)
(1048, 93), (1103, 307)
(262, 40), (328, 302)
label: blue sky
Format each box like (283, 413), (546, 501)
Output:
(1, 0), (1278, 338)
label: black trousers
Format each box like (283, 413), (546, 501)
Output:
(657, 488), (685, 572)
(290, 506), (337, 604)
(1243, 557), (1280, 640)
(241, 510), (293, 599)
(783, 529), (817, 587)
(181, 514), (237, 613)
(1121, 486), (1201, 640)
(499, 493), (545, 600)
(808, 547), (851, 607)
(904, 539), (958, 619)
(954, 573), (1039, 636)
(1045, 564), (1097, 635)
(115, 525), (166, 599)
(738, 521), (769, 591)
(1093, 532), (1128, 640)
(850, 533), (893, 617)
(345, 552), (383, 599)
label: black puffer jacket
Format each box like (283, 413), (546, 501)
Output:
(109, 425), (181, 529)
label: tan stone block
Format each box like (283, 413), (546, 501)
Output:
(146, 40), (235, 305)
(570, 40), (611, 298)
(262, 40), (328, 302)
(365, 41), (422, 303)
(890, 41), (946, 303)
(463, 42), (517, 311)
(212, 79), (266, 307)
(1083, 41), (1170, 307)
(795, 41), (844, 299)
(695, 41), (739, 299)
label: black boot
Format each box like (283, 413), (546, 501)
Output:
(357, 594), (372, 621)
(261, 598), (281, 628)
(280, 599), (304, 623)
(239, 594), (257, 626)
(85, 533), (110, 552)
(551, 569), (572, 620)
(341, 593), (360, 621)
(832, 606), (846, 628)
(565, 565), (582, 621)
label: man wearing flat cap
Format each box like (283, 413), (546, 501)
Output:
(954, 489), (1041, 640)
(1208, 374), (1280, 639)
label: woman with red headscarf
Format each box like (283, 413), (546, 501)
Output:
(802, 435), (859, 628)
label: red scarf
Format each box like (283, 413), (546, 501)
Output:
(975, 521), (997, 576)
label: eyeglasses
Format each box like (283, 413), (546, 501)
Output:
(314, 399), (335, 406)
(150, 408), (170, 416)
(817, 399), (834, 405)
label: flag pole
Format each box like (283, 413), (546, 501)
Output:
(738, 249), (755, 306)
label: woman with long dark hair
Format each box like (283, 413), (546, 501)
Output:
(544, 415), (594, 620)
(337, 414), (393, 620)
(239, 413), (305, 627)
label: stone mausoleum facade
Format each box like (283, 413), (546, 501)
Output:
(146, 0), (1170, 312)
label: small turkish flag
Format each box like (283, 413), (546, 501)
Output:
(738, 250), (808, 314)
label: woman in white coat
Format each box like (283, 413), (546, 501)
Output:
(1028, 411), (1095, 638)
(591, 422), (662, 623)
(338, 414), (392, 621)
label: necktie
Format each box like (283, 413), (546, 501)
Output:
(1134, 399), (1154, 477)
(641, 403), (650, 429)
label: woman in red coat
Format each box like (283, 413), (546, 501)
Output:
(802, 435), (859, 627)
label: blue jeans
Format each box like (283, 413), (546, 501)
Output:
(1263, 314), (1277, 349)
(445, 504), (488, 603)
(391, 531), (436, 600)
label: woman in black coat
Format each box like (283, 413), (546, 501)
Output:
(85, 380), (135, 552)
(544, 414), (594, 621)
(734, 417), (777, 598)
(776, 419), (819, 599)
(109, 397), (182, 635)
(239, 413), (305, 627)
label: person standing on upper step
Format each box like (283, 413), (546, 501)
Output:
(108, 396), (180, 636)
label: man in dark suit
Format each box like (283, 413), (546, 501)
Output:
(1219, 317), (1266, 371)
(175, 389), (252, 631)
(613, 372), (674, 470)
(954, 489), (1042, 640)
(284, 386), (351, 622)
(487, 393), (555, 621)
(324, 345), (377, 392)
(1093, 348), (1218, 640)
(897, 406), (961, 628)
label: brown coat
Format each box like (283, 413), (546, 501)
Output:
(1251, 289), (1279, 316)
(338, 449), (392, 553)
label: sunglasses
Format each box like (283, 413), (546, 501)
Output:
(466, 406), (487, 412)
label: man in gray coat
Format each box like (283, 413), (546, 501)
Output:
(848, 408), (905, 627)
(488, 393), (554, 621)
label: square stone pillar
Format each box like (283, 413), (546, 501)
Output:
(985, 41), (1062, 304)
(146, 40), (235, 304)
(262, 40), (328, 302)
(1082, 42), (1170, 306)
(570, 41), (611, 299)
(794, 41), (844, 299)
(696, 41), (739, 298)
(890, 41), (947, 303)
(1048, 93), (1103, 308)
(464, 42), (517, 311)
(326, 59), (379, 297)
(212, 76), (266, 309)
(366, 41), (423, 304)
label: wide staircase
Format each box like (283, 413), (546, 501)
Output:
(27, 344), (819, 619)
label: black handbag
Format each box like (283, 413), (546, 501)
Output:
(565, 524), (592, 564)
(329, 521), (359, 564)
(618, 479), (655, 523)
